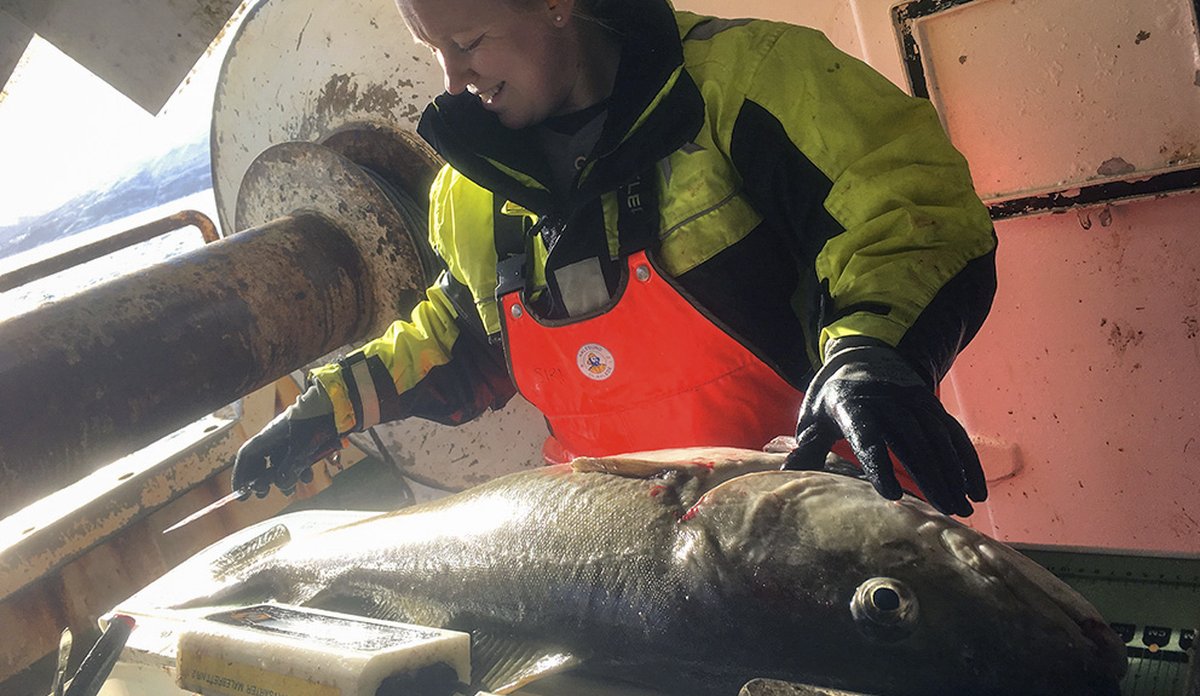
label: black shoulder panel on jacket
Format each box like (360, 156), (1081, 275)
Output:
(728, 99), (846, 370)
(730, 99), (845, 268)
(730, 98), (996, 385)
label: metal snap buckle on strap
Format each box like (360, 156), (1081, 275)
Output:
(635, 264), (651, 282)
(495, 253), (528, 297)
(510, 303), (524, 318)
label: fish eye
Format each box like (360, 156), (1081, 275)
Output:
(850, 577), (918, 642)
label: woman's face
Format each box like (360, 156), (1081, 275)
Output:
(404, 0), (582, 129)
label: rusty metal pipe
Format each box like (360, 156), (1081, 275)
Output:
(0, 142), (429, 516)
(0, 213), (376, 514)
(0, 210), (221, 293)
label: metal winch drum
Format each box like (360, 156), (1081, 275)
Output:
(0, 0), (547, 513)
(214, 0), (548, 491)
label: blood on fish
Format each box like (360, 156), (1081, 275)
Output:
(679, 496), (706, 522)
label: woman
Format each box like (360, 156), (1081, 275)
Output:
(232, 0), (997, 516)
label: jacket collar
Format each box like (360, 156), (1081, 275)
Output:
(417, 0), (704, 215)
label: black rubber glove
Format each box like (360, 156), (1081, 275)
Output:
(231, 382), (341, 498)
(783, 336), (987, 516)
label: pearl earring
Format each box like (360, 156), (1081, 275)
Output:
(554, 14), (563, 23)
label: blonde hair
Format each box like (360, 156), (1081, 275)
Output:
(394, 0), (620, 39)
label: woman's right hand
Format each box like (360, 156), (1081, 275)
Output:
(231, 383), (341, 498)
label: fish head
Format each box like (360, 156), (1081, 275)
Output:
(680, 470), (1127, 696)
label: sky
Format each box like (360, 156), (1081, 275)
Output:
(0, 32), (228, 226)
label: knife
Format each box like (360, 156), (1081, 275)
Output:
(163, 443), (339, 534)
(50, 627), (72, 696)
(162, 487), (252, 534)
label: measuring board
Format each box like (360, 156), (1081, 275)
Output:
(1018, 546), (1200, 696)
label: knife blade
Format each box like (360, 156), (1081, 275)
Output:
(162, 487), (252, 534)
(50, 626), (72, 696)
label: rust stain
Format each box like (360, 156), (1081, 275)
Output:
(1180, 509), (1199, 532)
(399, 101), (422, 123)
(360, 82), (404, 113)
(1161, 142), (1190, 165)
(1107, 322), (1145, 355)
(316, 73), (355, 118)
(315, 74), (403, 122)
(462, 472), (493, 487)
(1183, 316), (1198, 339)
(193, 0), (240, 25)
(1077, 210), (1092, 230)
(1159, 142), (1197, 166)
(198, 0), (250, 56)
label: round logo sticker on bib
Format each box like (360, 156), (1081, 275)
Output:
(576, 343), (615, 381)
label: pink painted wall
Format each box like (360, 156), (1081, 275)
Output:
(677, 0), (1200, 555)
(944, 193), (1200, 554)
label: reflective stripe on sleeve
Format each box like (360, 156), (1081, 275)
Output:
(350, 358), (381, 431)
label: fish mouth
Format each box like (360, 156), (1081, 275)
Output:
(1078, 617), (1129, 686)
(975, 542), (1128, 685)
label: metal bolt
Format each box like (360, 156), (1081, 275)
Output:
(511, 304), (524, 318)
(635, 265), (651, 282)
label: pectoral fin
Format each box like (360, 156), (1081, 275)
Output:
(471, 631), (584, 694)
(571, 447), (787, 482)
(211, 523), (292, 579)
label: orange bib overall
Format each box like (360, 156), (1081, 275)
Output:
(500, 247), (804, 462)
(493, 172), (910, 492)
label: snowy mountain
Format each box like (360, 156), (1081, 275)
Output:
(0, 136), (213, 261)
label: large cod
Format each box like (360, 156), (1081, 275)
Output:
(175, 448), (1127, 695)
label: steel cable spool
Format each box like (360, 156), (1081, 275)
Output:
(358, 164), (442, 289)
(216, 0), (547, 491)
(211, 0), (444, 236)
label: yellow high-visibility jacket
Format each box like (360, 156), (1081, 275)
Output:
(311, 2), (997, 436)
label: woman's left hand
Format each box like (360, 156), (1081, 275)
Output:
(783, 337), (988, 516)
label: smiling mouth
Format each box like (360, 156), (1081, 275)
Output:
(472, 82), (504, 105)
